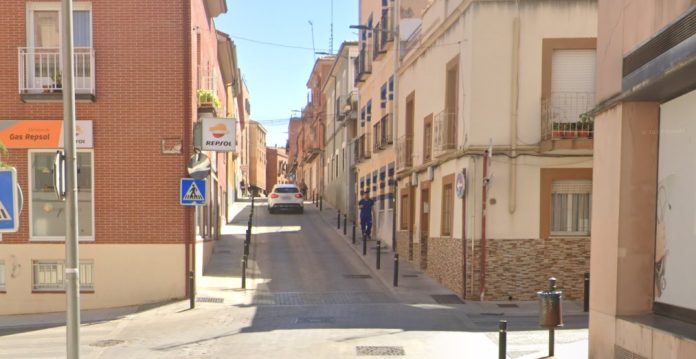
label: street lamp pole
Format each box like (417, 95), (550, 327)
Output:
(61, 0), (81, 357)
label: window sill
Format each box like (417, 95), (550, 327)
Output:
(32, 290), (94, 294)
(20, 93), (96, 103)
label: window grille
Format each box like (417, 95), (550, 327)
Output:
(33, 260), (94, 291)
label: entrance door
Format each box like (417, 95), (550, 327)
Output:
(420, 186), (430, 270)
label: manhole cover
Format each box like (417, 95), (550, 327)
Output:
(343, 274), (372, 279)
(197, 297), (224, 303)
(296, 316), (335, 324)
(497, 303), (519, 308)
(90, 339), (125, 347)
(356, 346), (405, 356)
(431, 294), (464, 304)
(402, 274), (418, 278)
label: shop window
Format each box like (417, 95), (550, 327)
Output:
(550, 180), (592, 236)
(30, 151), (93, 240)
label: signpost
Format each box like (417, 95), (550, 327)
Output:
(0, 168), (20, 233)
(456, 172), (466, 199)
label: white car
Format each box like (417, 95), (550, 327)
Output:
(268, 184), (304, 214)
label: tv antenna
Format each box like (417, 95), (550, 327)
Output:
(329, 0), (334, 54)
(308, 20), (316, 61)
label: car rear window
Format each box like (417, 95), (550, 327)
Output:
(275, 187), (299, 193)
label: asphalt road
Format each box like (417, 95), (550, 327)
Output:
(0, 200), (588, 358)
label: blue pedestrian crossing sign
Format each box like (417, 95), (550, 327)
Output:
(180, 178), (207, 206)
(0, 168), (19, 232)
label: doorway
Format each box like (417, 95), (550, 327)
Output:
(420, 183), (430, 270)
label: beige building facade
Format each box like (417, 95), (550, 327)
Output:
(589, 2), (696, 358)
(395, 0), (597, 301)
(247, 121), (267, 194)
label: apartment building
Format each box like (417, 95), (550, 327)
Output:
(286, 117), (302, 184)
(322, 42), (359, 217)
(266, 146), (288, 191)
(395, 0), (596, 301)
(353, 0), (413, 242)
(298, 57), (334, 199)
(0, 0), (234, 315)
(589, 3), (696, 357)
(247, 121), (267, 194)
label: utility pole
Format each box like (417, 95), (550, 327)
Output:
(61, 0), (81, 357)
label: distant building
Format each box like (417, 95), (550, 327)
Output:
(247, 121), (267, 194)
(266, 147), (289, 191)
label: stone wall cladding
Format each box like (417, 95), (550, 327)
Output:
(410, 236), (590, 301)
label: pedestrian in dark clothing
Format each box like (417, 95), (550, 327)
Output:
(358, 191), (375, 239)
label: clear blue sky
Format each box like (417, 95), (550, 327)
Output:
(216, 1), (359, 148)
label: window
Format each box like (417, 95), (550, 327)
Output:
(28, 3), (92, 48)
(441, 174), (455, 236)
(30, 151), (94, 239)
(550, 180), (592, 235)
(388, 76), (394, 100)
(366, 100), (372, 122)
(0, 260), (5, 291)
(423, 114), (433, 162)
(380, 83), (388, 109)
(33, 260), (94, 292)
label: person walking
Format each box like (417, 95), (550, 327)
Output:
(358, 191), (375, 240)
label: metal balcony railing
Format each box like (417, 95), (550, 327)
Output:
(379, 6), (394, 52)
(396, 135), (413, 170)
(373, 21), (382, 61)
(541, 92), (595, 141)
(433, 111), (457, 155)
(18, 47), (95, 95)
(354, 44), (373, 84)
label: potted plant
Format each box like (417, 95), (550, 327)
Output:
(196, 89), (221, 110)
(577, 114), (594, 138)
(50, 71), (62, 93)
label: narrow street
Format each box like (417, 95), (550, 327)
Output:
(0, 200), (588, 358)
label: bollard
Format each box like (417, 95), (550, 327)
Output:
(584, 272), (590, 312)
(320, 196), (323, 211)
(244, 240), (249, 257)
(337, 211), (341, 229)
(499, 320), (507, 359)
(363, 234), (367, 256)
(352, 222), (356, 244)
(376, 240), (381, 269)
(241, 256), (247, 289)
(549, 328), (555, 357)
(393, 254), (399, 287)
(343, 214), (347, 235)
(189, 271), (195, 309)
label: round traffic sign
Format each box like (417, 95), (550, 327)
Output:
(455, 172), (466, 198)
(187, 151), (211, 180)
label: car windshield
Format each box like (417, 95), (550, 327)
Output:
(275, 187), (299, 193)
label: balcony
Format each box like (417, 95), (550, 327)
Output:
(541, 92), (594, 152)
(396, 135), (413, 171)
(373, 113), (393, 152)
(379, 6), (395, 53)
(433, 111), (457, 156)
(354, 44), (373, 84)
(18, 47), (95, 102)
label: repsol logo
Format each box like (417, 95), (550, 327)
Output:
(205, 140), (233, 147)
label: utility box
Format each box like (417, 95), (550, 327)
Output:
(537, 277), (563, 328)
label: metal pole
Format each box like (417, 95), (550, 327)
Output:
(241, 256), (247, 288)
(499, 320), (507, 359)
(320, 195), (323, 211)
(392, 181), (397, 252)
(61, 0), (81, 357)
(376, 240), (381, 269)
(352, 222), (356, 244)
(343, 214), (347, 235)
(584, 272), (590, 312)
(549, 328), (555, 357)
(363, 233), (367, 255)
(393, 254), (399, 287)
(189, 271), (195, 309)
(337, 210), (341, 229)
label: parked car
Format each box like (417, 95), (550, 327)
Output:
(268, 184), (304, 214)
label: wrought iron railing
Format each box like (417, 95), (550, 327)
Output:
(18, 47), (95, 95)
(541, 92), (595, 140)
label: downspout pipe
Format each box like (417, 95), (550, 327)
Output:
(509, 11), (520, 214)
(184, 0), (193, 302)
(481, 150), (489, 300)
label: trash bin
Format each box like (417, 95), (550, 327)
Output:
(537, 277), (563, 328)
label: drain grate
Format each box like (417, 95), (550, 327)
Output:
(90, 339), (125, 347)
(356, 346), (405, 356)
(497, 303), (519, 308)
(431, 294), (465, 304)
(196, 297), (224, 303)
(296, 316), (335, 324)
(402, 274), (418, 278)
(343, 274), (372, 279)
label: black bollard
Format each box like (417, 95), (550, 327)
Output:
(376, 240), (381, 269)
(320, 196), (323, 211)
(583, 272), (590, 312)
(393, 254), (399, 287)
(343, 214), (347, 235)
(241, 255), (247, 289)
(352, 222), (356, 244)
(189, 271), (195, 309)
(499, 320), (507, 359)
(244, 240), (249, 257)
(337, 211), (341, 229)
(363, 234), (367, 256)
